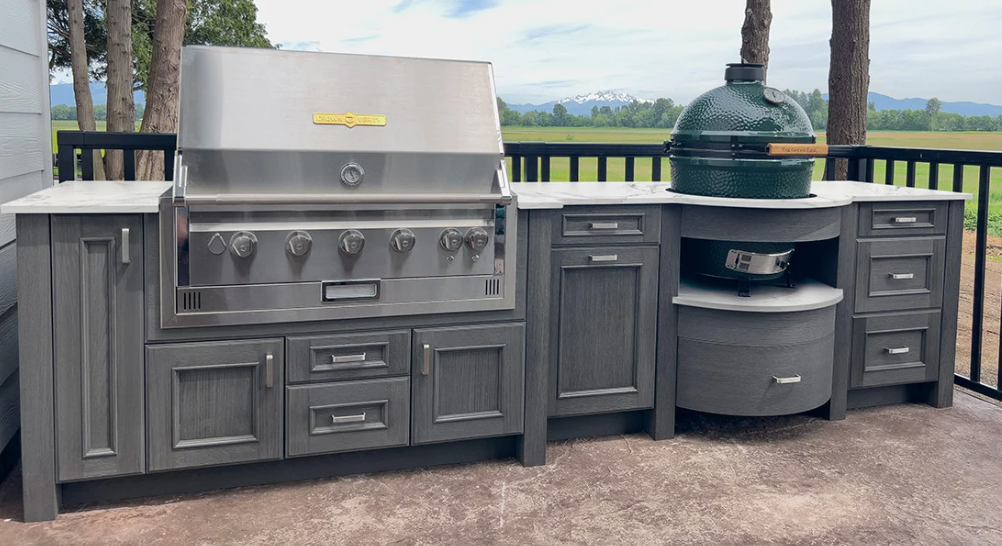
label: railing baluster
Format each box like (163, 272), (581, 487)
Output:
(569, 157), (579, 182)
(824, 158), (836, 181)
(541, 156), (551, 182)
(525, 155), (538, 182)
(885, 159), (895, 185)
(511, 155), (521, 182)
(651, 157), (661, 182)
(163, 150), (175, 181)
(971, 165), (991, 383)
(57, 143), (76, 183)
(928, 162), (939, 190)
(906, 161), (916, 187)
(625, 157), (635, 182)
(953, 164), (965, 192)
(124, 150), (137, 181)
(81, 149), (95, 181)
(865, 158), (875, 182)
(597, 156), (607, 182)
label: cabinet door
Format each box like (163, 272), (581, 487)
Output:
(412, 324), (524, 444)
(549, 246), (658, 416)
(52, 215), (144, 481)
(146, 339), (284, 471)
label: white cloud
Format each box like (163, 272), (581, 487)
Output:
(253, 0), (1001, 105)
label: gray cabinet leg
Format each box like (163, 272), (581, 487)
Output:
(930, 200), (964, 408)
(17, 215), (60, 521)
(647, 206), (680, 440)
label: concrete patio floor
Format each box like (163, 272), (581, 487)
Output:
(2, 391), (1002, 545)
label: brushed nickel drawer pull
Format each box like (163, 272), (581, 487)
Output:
(589, 254), (618, 263)
(265, 353), (274, 388)
(889, 273), (915, 280)
(773, 375), (802, 384)
(332, 413), (366, 424)
(589, 221), (619, 230)
(121, 228), (130, 264)
(422, 343), (431, 376)
(885, 347), (910, 355)
(892, 216), (918, 223)
(331, 353), (366, 364)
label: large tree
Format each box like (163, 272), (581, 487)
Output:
(136, 0), (187, 180)
(826, 0), (871, 180)
(104, 0), (135, 179)
(740, 0), (772, 77)
(66, 0), (106, 180)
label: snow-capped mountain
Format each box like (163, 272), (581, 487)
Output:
(507, 91), (652, 116)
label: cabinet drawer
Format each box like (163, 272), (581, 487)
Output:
(859, 202), (948, 237)
(552, 205), (660, 246)
(286, 330), (411, 383)
(677, 334), (834, 416)
(286, 377), (410, 457)
(855, 237), (945, 313)
(851, 311), (941, 388)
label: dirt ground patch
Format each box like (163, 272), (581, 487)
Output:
(957, 231), (1002, 389)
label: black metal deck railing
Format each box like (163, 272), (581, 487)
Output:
(55, 130), (1002, 401)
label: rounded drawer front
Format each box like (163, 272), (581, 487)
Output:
(677, 333), (834, 417)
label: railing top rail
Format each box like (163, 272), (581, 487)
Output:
(503, 141), (665, 156)
(56, 130), (177, 150)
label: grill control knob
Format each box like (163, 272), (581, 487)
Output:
(286, 231), (312, 257)
(390, 229), (416, 253)
(465, 227), (490, 252)
(440, 228), (464, 252)
(229, 232), (257, 259)
(338, 230), (365, 255)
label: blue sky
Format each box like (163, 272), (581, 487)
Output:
(253, 0), (1000, 104)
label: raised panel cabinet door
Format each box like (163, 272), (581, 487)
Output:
(411, 323), (525, 444)
(146, 339), (284, 471)
(52, 215), (145, 481)
(549, 246), (658, 417)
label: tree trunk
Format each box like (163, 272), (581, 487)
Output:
(137, 0), (187, 181)
(826, 0), (871, 180)
(104, 0), (134, 180)
(740, 0), (772, 78)
(67, 0), (105, 180)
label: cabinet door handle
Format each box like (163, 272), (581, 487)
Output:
(332, 412), (366, 424)
(265, 353), (274, 388)
(888, 273), (914, 280)
(332, 353), (366, 364)
(773, 375), (802, 384)
(121, 228), (130, 264)
(885, 347), (910, 355)
(589, 221), (619, 230)
(589, 254), (618, 263)
(422, 343), (431, 376)
(892, 216), (918, 224)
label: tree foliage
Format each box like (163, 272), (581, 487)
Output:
(47, 0), (274, 90)
(497, 98), (685, 129)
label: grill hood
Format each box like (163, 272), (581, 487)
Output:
(174, 46), (509, 206)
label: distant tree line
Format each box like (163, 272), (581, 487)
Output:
(499, 92), (1002, 132)
(497, 97), (685, 128)
(51, 103), (144, 122)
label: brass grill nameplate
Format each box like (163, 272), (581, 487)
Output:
(313, 112), (387, 128)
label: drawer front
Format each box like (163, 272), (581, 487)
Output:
(286, 377), (410, 457)
(851, 311), (941, 388)
(286, 330), (411, 383)
(552, 205), (660, 246)
(677, 334), (834, 417)
(855, 237), (945, 313)
(859, 202), (948, 237)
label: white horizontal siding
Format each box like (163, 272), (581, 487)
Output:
(0, 0), (41, 56)
(0, 47), (45, 114)
(0, 112), (46, 180)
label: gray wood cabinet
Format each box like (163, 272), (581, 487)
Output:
(146, 339), (284, 471)
(52, 215), (145, 481)
(548, 246), (658, 416)
(411, 323), (524, 444)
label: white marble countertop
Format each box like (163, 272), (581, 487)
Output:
(1, 181), (172, 214)
(674, 278), (844, 313)
(512, 180), (972, 210)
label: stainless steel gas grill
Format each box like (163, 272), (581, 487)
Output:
(159, 46), (515, 328)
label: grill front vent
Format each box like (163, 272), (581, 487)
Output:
(181, 291), (202, 311)
(485, 278), (502, 297)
